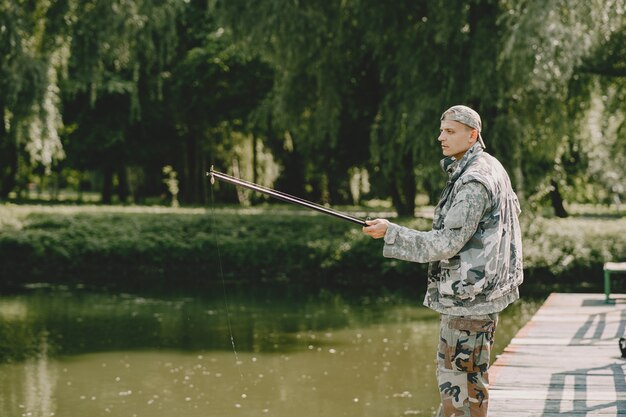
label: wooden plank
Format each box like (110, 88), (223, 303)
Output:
(508, 338), (619, 345)
(491, 389), (626, 401)
(489, 293), (626, 416)
(492, 410), (624, 417)
(487, 400), (626, 414)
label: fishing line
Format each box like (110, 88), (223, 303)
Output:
(209, 183), (244, 382)
(207, 168), (366, 385)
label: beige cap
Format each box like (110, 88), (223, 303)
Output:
(441, 105), (486, 149)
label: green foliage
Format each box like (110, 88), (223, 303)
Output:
(216, 0), (626, 214)
(0, 205), (623, 293)
(523, 215), (626, 274)
(1, 0), (625, 213)
(494, 0), (626, 208)
(217, 0), (386, 204)
(0, 0), (71, 196)
(59, 0), (184, 203)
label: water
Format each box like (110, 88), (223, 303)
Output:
(0, 286), (541, 417)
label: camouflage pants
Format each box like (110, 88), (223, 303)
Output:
(436, 313), (498, 417)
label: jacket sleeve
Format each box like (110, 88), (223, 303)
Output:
(382, 181), (490, 263)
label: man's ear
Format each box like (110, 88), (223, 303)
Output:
(469, 128), (478, 143)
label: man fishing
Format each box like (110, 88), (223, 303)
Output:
(362, 105), (523, 417)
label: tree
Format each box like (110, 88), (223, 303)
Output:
(217, 0), (504, 215)
(367, 0), (504, 215)
(165, 1), (274, 204)
(578, 27), (626, 206)
(3, 0), (624, 212)
(218, 0), (626, 216)
(61, 0), (182, 203)
(217, 0), (383, 205)
(0, 0), (69, 198)
(496, 0), (626, 215)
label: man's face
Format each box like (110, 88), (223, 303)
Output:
(438, 119), (476, 160)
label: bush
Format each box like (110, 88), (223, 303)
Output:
(0, 204), (624, 294)
(523, 216), (626, 273)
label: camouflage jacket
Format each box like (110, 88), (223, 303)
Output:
(383, 143), (524, 315)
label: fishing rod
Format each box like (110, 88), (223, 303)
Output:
(207, 167), (367, 227)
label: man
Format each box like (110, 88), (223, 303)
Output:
(363, 105), (523, 417)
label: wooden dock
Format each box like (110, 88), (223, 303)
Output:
(490, 293), (626, 416)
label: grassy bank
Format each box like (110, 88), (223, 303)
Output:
(0, 204), (624, 295)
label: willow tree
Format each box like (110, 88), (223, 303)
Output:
(217, 0), (504, 214)
(576, 19), (626, 206)
(62, 0), (182, 203)
(217, 0), (383, 205)
(496, 0), (626, 214)
(0, 0), (69, 198)
(218, 0), (625, 216)
(366, 0), (503, 214)
(165, 2), (274, 204)
(0, 0), (183, 202)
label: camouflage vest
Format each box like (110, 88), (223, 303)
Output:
(427, 144), (524, 315)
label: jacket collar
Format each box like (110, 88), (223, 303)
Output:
(440, 142), (484, 182)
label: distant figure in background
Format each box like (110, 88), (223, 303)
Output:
(363, 105), (523, 417)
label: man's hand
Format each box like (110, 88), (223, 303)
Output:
(362, 218), (389, 239)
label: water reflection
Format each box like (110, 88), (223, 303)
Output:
(0, 286), (540, 417)
(0, 333), (58, 417)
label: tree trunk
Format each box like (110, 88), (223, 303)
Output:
(252, 133), (258, 185)
(117, 166), (130, 203)
(275, 132), (306, 199)
(512, 133), (525, 204)
(181, 135), (202, 205)
(326, 162), (352, 205)
(251, 132), (259, 205)
(181, 138), (191, 203)
(0, 145), (17, 199)
(391, 152), (416, 217)
(0, 102), (18, 199)
(550, 178), (568, 218)
(401, 176), (416, 217)
(200, 151), (207, 205)
(192, 137), (204, 205)
(390, 185), (403, 216)
(102, 166), (114, 204)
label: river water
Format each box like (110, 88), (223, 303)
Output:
(0, 286), (540, 417)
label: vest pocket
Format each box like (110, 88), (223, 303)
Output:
(438, 257), (462, 297)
